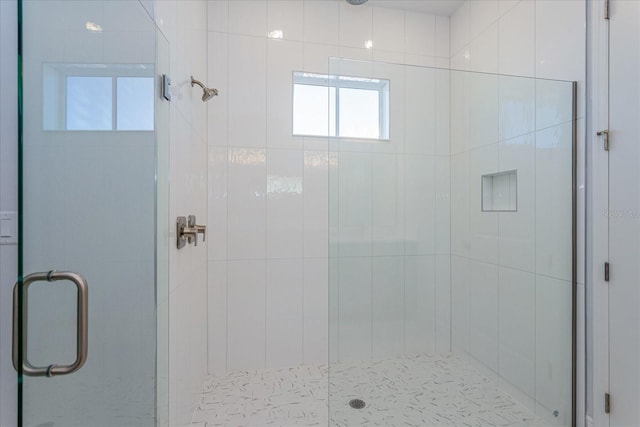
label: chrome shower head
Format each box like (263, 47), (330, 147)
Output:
(345, 0), (368, 4)
(191, 76), (219, 102)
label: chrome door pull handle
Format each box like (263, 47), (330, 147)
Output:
(12, 270), (89, 377)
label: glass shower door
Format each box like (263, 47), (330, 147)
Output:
(328, 57), (577, 426)
(15, 1), (168, 426)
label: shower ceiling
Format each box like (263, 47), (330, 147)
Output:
(367, 0), (465, 16)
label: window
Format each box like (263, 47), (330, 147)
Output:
(43, 63), (155, 131)
(292, 72), (389, 140)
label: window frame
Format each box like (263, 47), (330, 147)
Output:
(292, 71), (390, 141)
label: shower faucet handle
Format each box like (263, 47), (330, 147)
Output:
(177, 216), (199, 247)
(187, 215), (207, 243)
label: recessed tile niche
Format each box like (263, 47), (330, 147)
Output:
(482, 170), (517, 212)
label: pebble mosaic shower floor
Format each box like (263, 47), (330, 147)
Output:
(190, 353), (552, 427)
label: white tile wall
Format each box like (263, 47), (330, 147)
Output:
(208, 147), (228, 261)
(229, 0), (266, 37)
(469, 0), (499, 41)
(499, 75), (535, 141)
(267, 0), (303, 42)
(468, 144), (499, 264)
(469, 22), (498, 73)
(267, 39), (303, 149)
(405, 66), (436, 155)
(303, 151), (329, 258)
(339, 1), (372, 49)
(266, 259), (304, 367)
(469, 73), (499, 149)
(468, 260), (499, 373)
(405, 11), (436, 56)
(227, 260), (267, 371)
(303, 258), (328, 364)
(266, 149), (304, 258)
(303, 1), (339, 45)
(372, 256), (406, 358)
(228, 35), (267, 147)
(499, 267), (535, 399)
(208, 261), (228, 375)
(435, 254), (452, 352)
(450, 1), (585, 423)
(372, 6), (404, 53)
(338, 150), (373, 257)
(451, 151), (470, 257)
(372, 153), (404, 256)
(499, 134), (535, 272)
(535, 275), (573, 424)
(405, 255), (436, 354)
(338, 256), (372, 362)
(535, 123), (573, 282)
(405, 154), (436, 255)
(155, 2), (210, 425)
(498, 0), (535, 77)
(227, 148), (267, 259)
(451, 255), (470, 353)
(208, 0), (451, 373)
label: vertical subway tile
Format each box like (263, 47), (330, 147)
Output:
(228, 35), (267, 147)
(266, 149), (303, 259)
(338, 256), (372, 361)
(227, 147), (266, 259)
(266, 258), (303, 367)
(227, 260), (266, 371)
(303, 258), (329, 364)
(405, 255), (436, 354)
(372, 256), (405, 358)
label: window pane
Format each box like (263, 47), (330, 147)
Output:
(117, 77), (155, 131)
(293, 84), (334, 137)
(66, 76), (112, 130)
(338, 87), (379, 139)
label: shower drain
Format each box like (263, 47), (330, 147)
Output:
(349, 399), (366, 409)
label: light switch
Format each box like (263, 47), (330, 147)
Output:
(0, 211), (18, 245)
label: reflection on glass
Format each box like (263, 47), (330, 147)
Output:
(66, 76), (112, 130)
(117, 77), (154, 131)
(44, 63), (154, 131)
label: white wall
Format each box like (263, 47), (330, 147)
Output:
(449, 1), (586, 425)
(328, 59), (452, 364)
(0, 1), (18, 425)
(206, 0), (451, 374)
(154, 2), (209, 426)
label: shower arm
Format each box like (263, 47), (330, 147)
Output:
(191, 76), (207, 90)
(190, 75), (219, 101)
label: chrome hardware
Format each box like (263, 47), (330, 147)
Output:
(177, 215), (207, 248)
(177, 216), (187, 248)
(188, 215), (206, 243)
(12, 270), (88, 377)
(597, 129), (609, 151)
(177, 216), (195, 248)
(162, 74), (172, 101)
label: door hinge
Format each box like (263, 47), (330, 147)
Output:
(605, 262), (610, 282)
(604, 0), (610, 19)
(605, 393), (611, 414)
(597, 130), (609, 150)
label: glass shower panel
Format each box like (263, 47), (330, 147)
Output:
(18, 1), (167, 426)
(329, 59), (575, 426)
